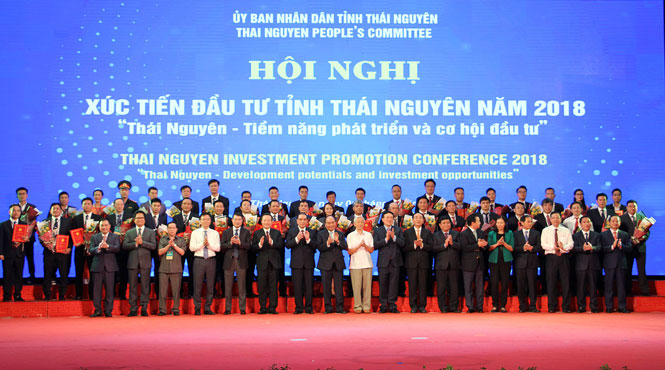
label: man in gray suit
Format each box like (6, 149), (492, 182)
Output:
(123, 210), (156, 316)
(220, 213), (251, 315)
(157, 222), (187, 316)
(89, 219), (120, 317)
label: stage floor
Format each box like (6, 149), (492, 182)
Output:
(1, 312), (664, 370)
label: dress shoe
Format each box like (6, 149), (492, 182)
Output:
(195, 311), (201, 316)
(548, 309), (556, 313)
(519, 309), (526, 313)
(141, 310), (149, 317)
(224, 310), (231, 315)
(268, 309), (278, 314)
(440, 308), (448, 313)
(529, 307), (540, 313)
(336, 309), (346, 314)
(500, 308), (507, 313)
(157, 312), (166, 316)
(419, 307), (427, 313)
(390, 308), (400, 313)
(563, 309), (572, 313)
(58, 296), (66, 301)
(128, 312), (138, 317)
(44, 296), (51, 301)
(74, 296), (82, 301)
(305, 309), (313, 314)
(591, 309), (599, 313)
(204, 310), (215, 315)
(491, 307), (499, 313)
(258, 309), (268, 314)
(379, 308), (388, 313)
(90, 311), (102, 318)
(240, 310), (246, 315)
(14, 296), (24, 301)
(173, 311), (180, 316)
(324, 309), (334, 314)
(2, 298), (10, 302)
(466, 308), (475, 313)
(294, 309), (303, 314)
(410, 308), (418, 313)
(451, 309), (462, 313)
(577, 308), (586, 313)
(618, 308), (630, 313)
(476, 308), (484, 313)
(104, 312), (113, 317)
(605, 308), (613, 313)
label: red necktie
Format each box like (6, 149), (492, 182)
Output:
(554, 228), (560, 256)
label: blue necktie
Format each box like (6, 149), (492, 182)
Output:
(233, 228), (239, 258)
(203, 229), (208, 259)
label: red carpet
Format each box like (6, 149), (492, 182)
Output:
(1, 313), (664, 369)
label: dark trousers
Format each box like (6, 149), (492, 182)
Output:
(463, 267), (484, 311)
(489, 261), (511, 309)
(43, 253), (69, 299)
(576, 268), (598, 311)
(151, 249), (161, 296)
(257, 264), (279, 311)
(546, 254), (571, 311)
(246, 251), (257, 295)
(181, 249), (195, 297)
(215, 253), (225, 296)
(224, 259), (246, 311)
(378, 265), (399, 310)
(604, 267), (626, 310)
(129, 267), (151, 312)
(74, 246), (94, 299)
(116, 250), (128, 299)
(516, 268), (538, 310)
(626, 249), (648, 295)
(322, 266), (344, 311)
(292, 267), (313, 311)
(539, 253), (548, 294)
(193, 257), (216, 311)
(92, 270), (115, 315)
(427, 254), (436, 296)
(25, 241), (35, 279)
(436, 268), (459, 311)
(407, 267), (427, 310)
(2, 258), (24, 299)
(278, 249), (287, 296)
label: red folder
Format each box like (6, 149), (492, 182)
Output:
(70, 228), (84, 246)
(12, 224), (27, 243)
(56, 235), (70, 253)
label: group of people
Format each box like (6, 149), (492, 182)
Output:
(0, 179), (651, 317)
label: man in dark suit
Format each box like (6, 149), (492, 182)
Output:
(172, 198), (196, 298)
(620, 200), (650, 296)
(587, 193), (614, 233)
(506, 202), (526, 232)
(610, 188), (627, 214)
(89, 219), (120, 317)
(173, 185), (200, 216)
(108, 198), (133, 300)
(140, 186), (166, 215)
(453, 187), (470, 211)
(231, 190), (253, 216)
(545, 187), (565, 214)
(573, 216), (602, 313)
(1, 205), (27, 301)
(15, 187), (38, 283)
(145, 197), (167, 296)
(286, 214), (317, 314)
(117, 180), (139, 216)
(432, 216), (461, 313)
(510, 185), (531, 215)
(262, 200), (288, 297)
(439, 201), (465, 231)
(460, 214), (489, 312)
(220, 214), (251, 314)
(383, 184), (410, 216)
(601, 216), (632, 313)
(374, 211), (404, 313)
(260, 186), (289, 215)
(41, 203), (73, 300)
(345, 188), (372, 217)
(513, 215), (542, 312)
(324, 191), (346, 214)
(289, 185), (315, 218)
(533, 198), (556, 233)
(251, 214), (284, 314)
(316, 215), (348, 313)
(486, 187), (504, 213)
(201, 179), (230, 216)
(71, 197), (102, 300)
(123, 211), (156, 316)
(402, 213), (432, 313)
(477, 197), (500, 237)
(416, 178), (442, 212)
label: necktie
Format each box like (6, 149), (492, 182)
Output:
(102, 234), (107, 244)
(154, 215), (159, 227)
(630, 215), (635, 226)
(116, 214), (121, 226)
(443, 232), (448, 243)
(233, 228), (239, 258)
(85, 214), (89, 225)
(554, 228), (560, 256)
(138, 227), (142, 236)
(525, 230), (529, 240)
(53, 218), (59, 231)
(416, 228), (421, 239)
(574, 217), (579, 232)
(546, 214), (551, 226)
(601, 209), (605, 220)
(203, 229), (209, 259)
(428, 195), (432, 204)
(184, 214), (189, 224)
(12, 220), (17, 229)
(272, 214), (277, 222)
(584, 232), (589, 243)
(613, 230), (617, 241)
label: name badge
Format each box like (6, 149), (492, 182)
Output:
(166, 249), (174, 260)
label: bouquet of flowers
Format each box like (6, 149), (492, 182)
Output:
(561, 208), (573, 220)
(245, 214), (258, 230)
(494, 205), (511, 217)
(402, 214), (414, 230)
(189, 217), (201, 231)
(308, 217), (322, 231)
(37, 220), (54, 250)
(103, 205), (117, 216)
(402, 199), (415, 213)
(634, 212), (656, 241)
(157, 224), (168, 239)
(215, 217), (229, 237)
(67, 208), (78, 218)
(424, 214), (437, 232)
(337, 215), (351, 233)
(204, 202), (215, 215)
(20, 206), (42, 223)
(250, 204), (259, 216)
(466, 201), (479, 217)
(430, 198), (446, 213)
(334, 210), (343, 221)
(366, 207), (382, 219)
(530, 202), (543, 217)
(283, 215), (291, 231)
(166, 205), (181, 218)
(311, 204), (324, 217)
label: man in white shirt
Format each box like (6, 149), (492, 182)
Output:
(189, 213), (220, 315)
(563, 202), (589, 234)
(540, 212), (574, 313)
(347, 216), (374, 313)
